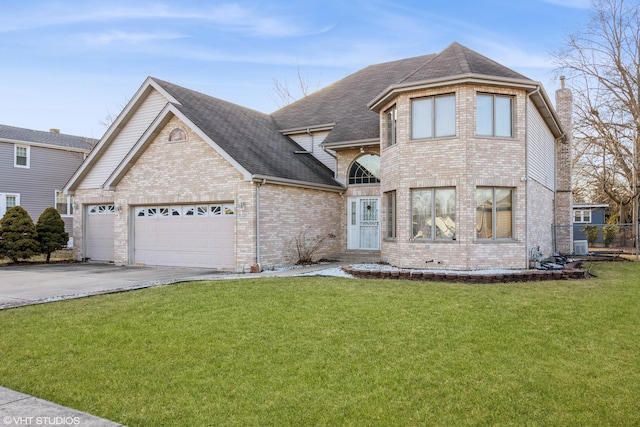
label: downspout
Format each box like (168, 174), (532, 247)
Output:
(255, 179), (266, 267)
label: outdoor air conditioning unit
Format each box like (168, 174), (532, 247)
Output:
(574, 240), (589, 256)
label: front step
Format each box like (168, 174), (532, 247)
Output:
(323, 251), (382, 264)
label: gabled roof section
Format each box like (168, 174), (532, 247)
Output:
(0, 124), (96, 151)
(270, 54), (436, 145)
(151, 78), (341, 188)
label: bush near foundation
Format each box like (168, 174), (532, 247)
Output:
(36, 207), (69, 263)
(0, 206), (40, 263)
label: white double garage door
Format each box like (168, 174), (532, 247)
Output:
(85, 203), (235, 269)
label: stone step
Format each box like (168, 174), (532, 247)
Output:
(323, 251), (381, 264)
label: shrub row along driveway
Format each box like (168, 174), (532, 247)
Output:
(0, 263), (228, 309)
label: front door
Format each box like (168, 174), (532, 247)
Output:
(348, 197), (380, 250)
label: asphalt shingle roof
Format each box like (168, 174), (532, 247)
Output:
(149, 43), (534, 187)
(270, 53), (436, 144)
(271, 42), (533, 145)
(152, 78), (340, 187)
(0, 124), (96, 150)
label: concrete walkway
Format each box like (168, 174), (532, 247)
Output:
(0, 262), (343, 426)
(0, 386), (124, 426)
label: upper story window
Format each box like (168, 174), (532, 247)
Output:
(411, 94), (456, 140)
(574, 209), (592, 223)
(55, 191), (74, 217)
(476, 93), (513, 137)
(411, 187), (456, 240)
(14, 144), (30, 168)
(169, 127), (187, 142)
(476, 187), (513, 240)
(384, 105), (397, 147)
(348, 154), (381, 185)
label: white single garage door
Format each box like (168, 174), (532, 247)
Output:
(134, 203), (235, 269)
(85, 204), (115, 262)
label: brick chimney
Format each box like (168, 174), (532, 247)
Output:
(49, 128), (60, 134)
(555, 76), (574, 254)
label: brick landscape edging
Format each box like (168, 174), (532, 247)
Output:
(342, 265), (586, 283)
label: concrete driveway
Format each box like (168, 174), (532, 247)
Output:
(0, 263), (230, 309)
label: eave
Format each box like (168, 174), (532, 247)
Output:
(321, 138), (380, 151)
(278, 123), (336, 135)
(369, 73), (540, 112)
(251, 175), (344, 192)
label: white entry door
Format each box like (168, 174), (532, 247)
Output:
(347, 197), (380, 250)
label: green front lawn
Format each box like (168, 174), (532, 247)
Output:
(1, 262), (639, 426)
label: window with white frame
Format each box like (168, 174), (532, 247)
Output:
(411, 94), (456, 140)
(476, 187), (514, 240)
(14, 145), (30, 168)
(476, 93), (513, 137)
(384, 105), (397, 147)
(574, 209), (592, 223)
(348, 154), (381, 185)
(385, 190), (396, 239)
(411, 188), (456, 240)
(0, 193), (20, 216)
(55, 191), (74, 216)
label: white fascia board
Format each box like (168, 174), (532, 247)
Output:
(251, 175), (344, 192)
(368, 74), (539, 111)
(103, 104), (253, 189)
(279, 123), (336, 135)
(64, 77), (175, 192)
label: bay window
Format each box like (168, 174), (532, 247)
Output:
(476, 93), (513, 137)
(411, 188), (456, 240)
(476, 188), (513, 240)
(411, 94), (456, 139)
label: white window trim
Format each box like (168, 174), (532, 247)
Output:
(14, 144), (30, 168)
(574, 209), (592, 223)
(55, 190), (73, 217)
(0, 193), (20, 216)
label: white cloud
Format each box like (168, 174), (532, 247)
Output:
(0, 2), (329, 38)
(83, 30), (185, 46)
(540, 0), (592, 9)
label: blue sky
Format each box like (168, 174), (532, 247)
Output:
(0, 0), (592, 139)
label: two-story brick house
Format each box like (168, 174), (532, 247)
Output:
(64, 42), (572, 270)
(1, 124), (95, 245)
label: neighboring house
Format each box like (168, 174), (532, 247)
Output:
(573, 203), (609, 245)
(64, 42), (573, 271)
(0, 124), (96, 245)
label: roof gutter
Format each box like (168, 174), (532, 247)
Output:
(0, 139), (92, 153)
(321, 138), (380, 150)
(250, 175), (344, 192)
(369, 73), (540, 112)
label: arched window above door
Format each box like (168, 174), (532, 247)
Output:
(348, 154), (381, 185)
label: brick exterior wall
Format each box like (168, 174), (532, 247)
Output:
(257, 184), (343, 267)
(555, 82), (574, 253)
(377, 84), (530, 270)
(72, 116), (344, 271)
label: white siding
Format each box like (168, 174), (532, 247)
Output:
(527, 99), (556, 191)
(288, 131), (336, 172)
(79, 90), (168, 189)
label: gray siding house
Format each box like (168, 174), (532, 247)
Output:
(0, 124), (96, 244)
